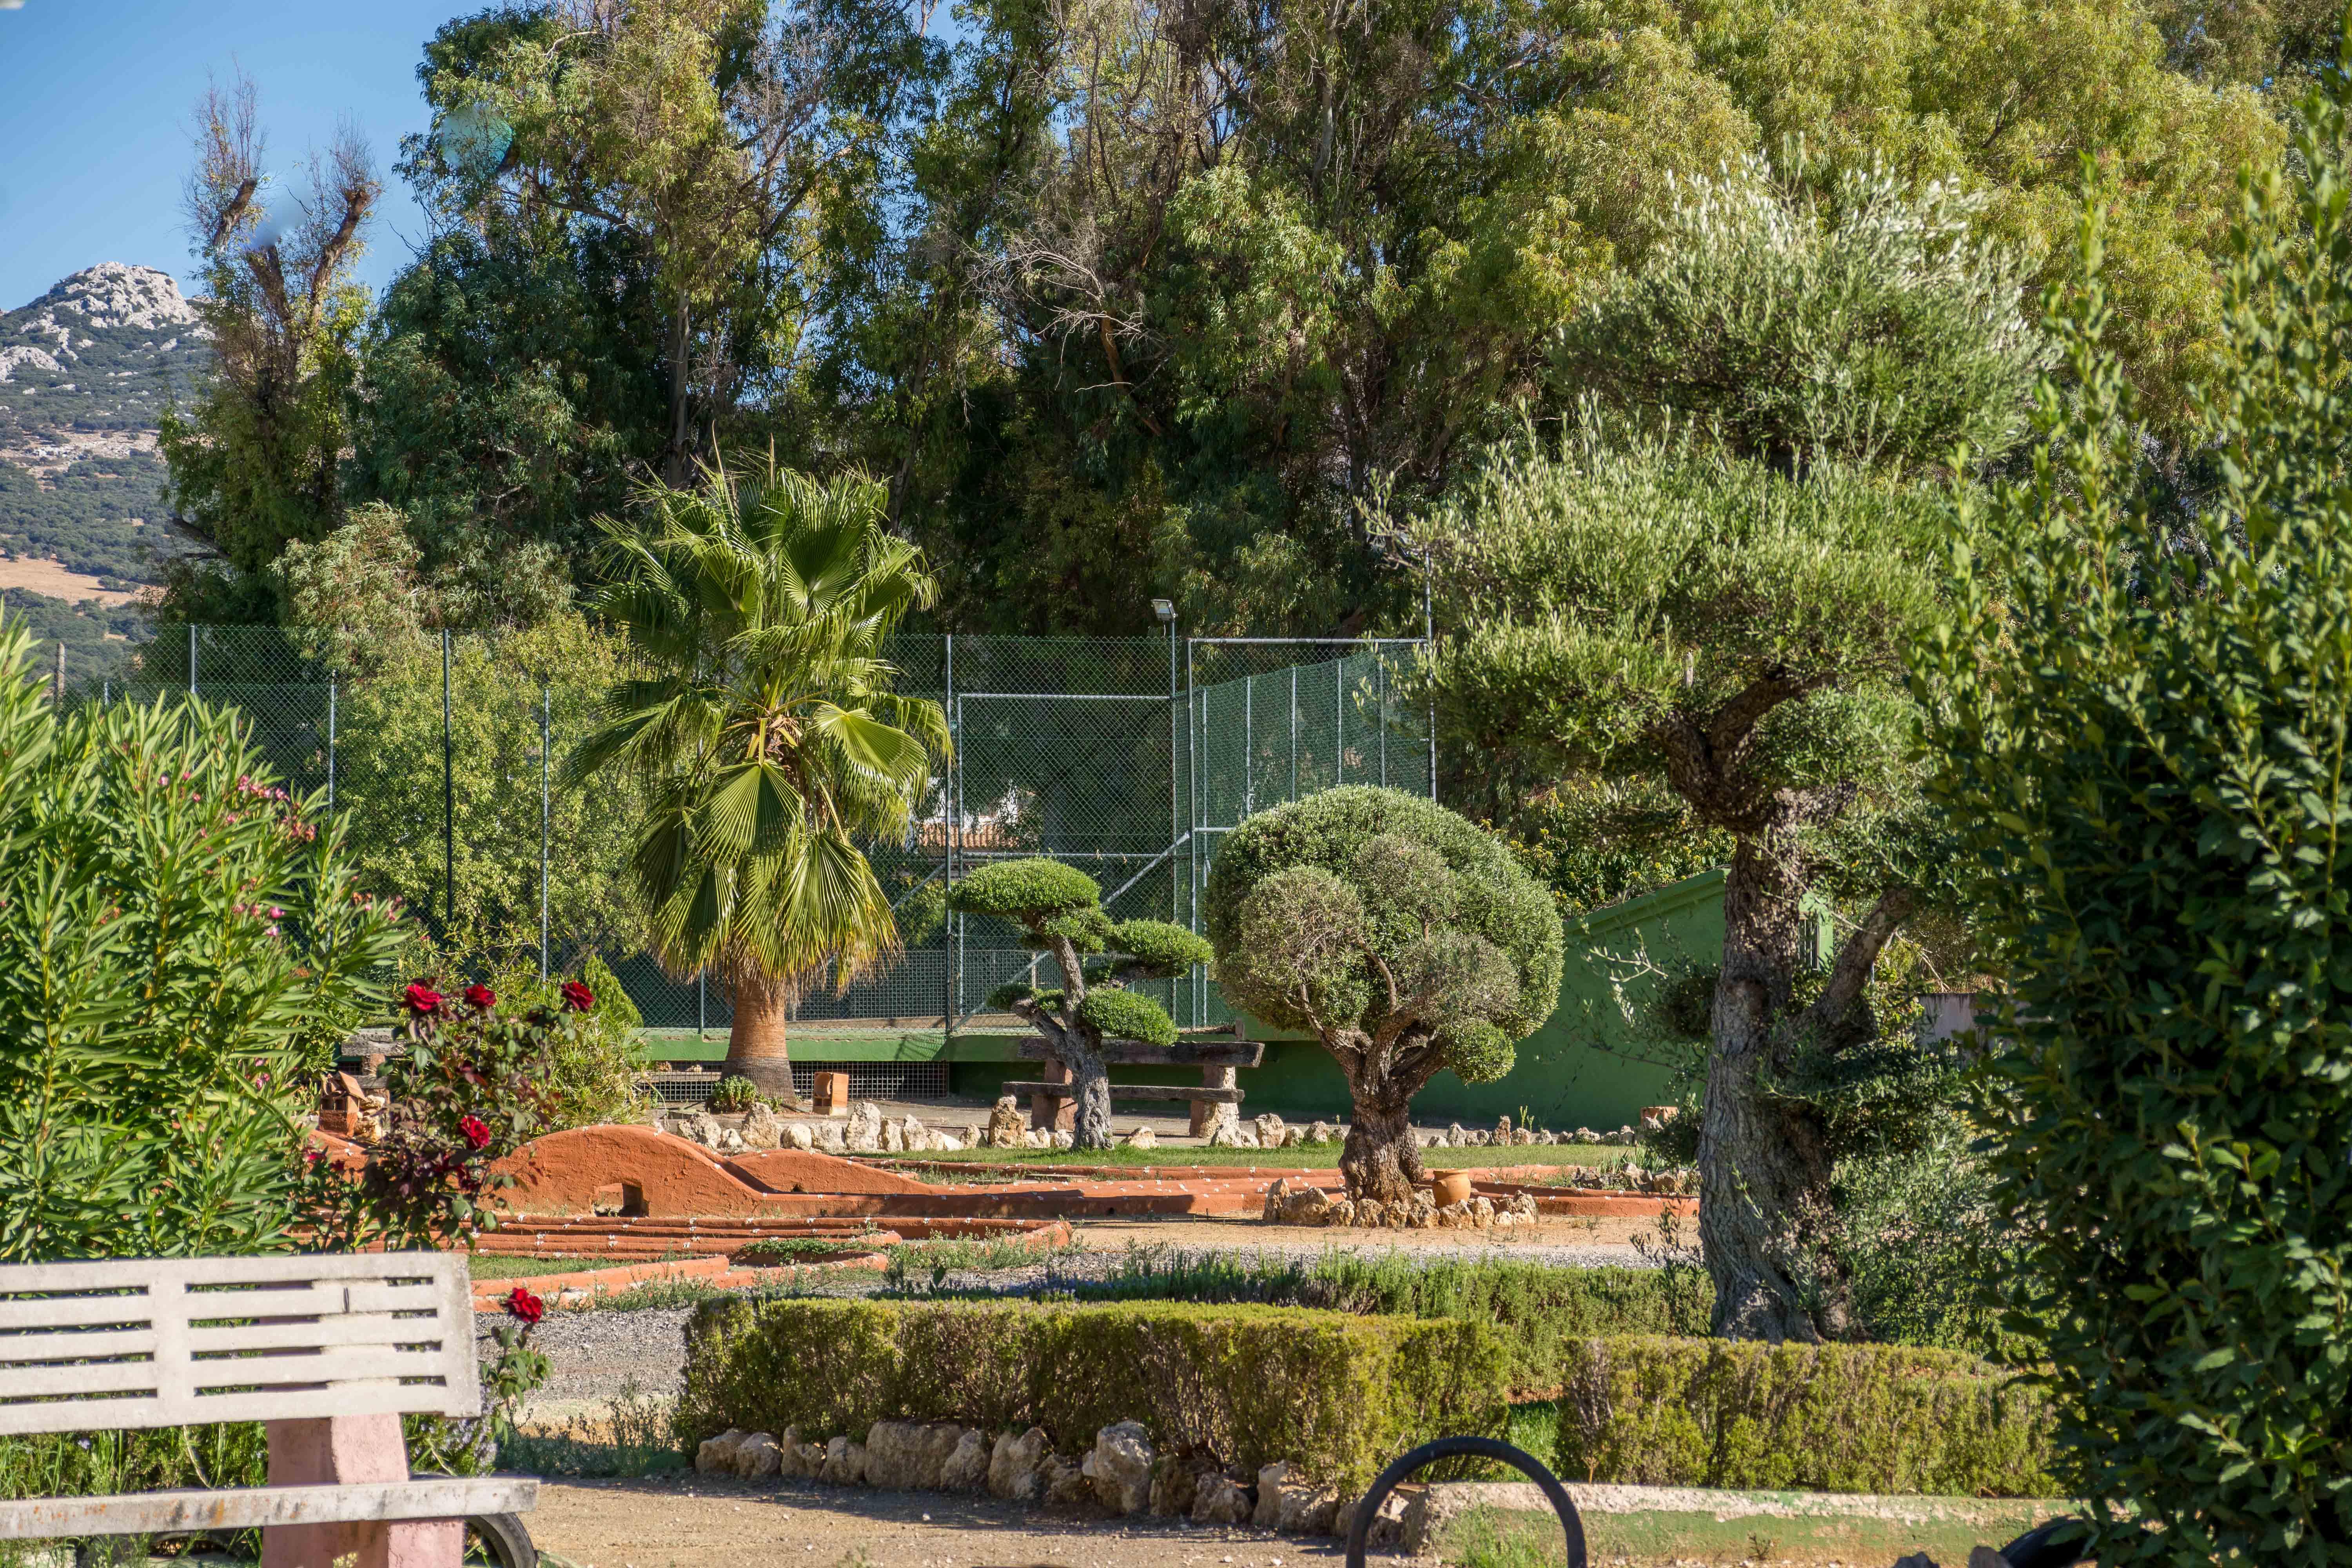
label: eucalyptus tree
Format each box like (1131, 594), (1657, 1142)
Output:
(566, 462), (950, 1098)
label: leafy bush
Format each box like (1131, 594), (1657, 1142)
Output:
(1552, 1337), (2056, 1497)
(1918, 63), (2352, 1564)
(301, 976), (595, 1250)
(0, 623), (403, 1263)
(949, 858), (1102, 923)
(707, 1074), (765, 1114)
(675, 1296), (1510, 1491)
(1074, 988), (1178, 1047)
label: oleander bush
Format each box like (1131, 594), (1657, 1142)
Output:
(1553, 1337), (2057, 1497)
(675, 1296), (1510, 1491)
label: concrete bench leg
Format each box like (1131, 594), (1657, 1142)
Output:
(1190, 1065), (1238, 1137)
(1029, 1058), (1075, 1133)
(263, 1415), (463, 1568)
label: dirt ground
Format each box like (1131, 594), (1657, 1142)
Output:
(529, 1473), (1362, 1568)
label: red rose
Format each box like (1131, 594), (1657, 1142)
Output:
(465, 983), (496, 1009)
(560, 980), (594, 1013)
(403, 983), (444, 1015)
(503, 1286), (544, 1325)
(459, 1114), (491, 1150)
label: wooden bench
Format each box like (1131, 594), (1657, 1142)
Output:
(0, 1252), (535, 1568)
(1007, 1033), (1265, 1136)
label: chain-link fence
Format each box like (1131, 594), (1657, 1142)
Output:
(68, 626), (1432, 1034)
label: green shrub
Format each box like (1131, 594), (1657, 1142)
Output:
(1075, 988), (1178, 1047)
(1107, 919), (1212, 977)
(1552, 1337), (2056, 1497)
(486, 954), (651, 1130)
(706, 1074), (764, 1114)
(948, 858), (1101, 922)
(675, 1297), (1510, 1490)
(1920, 65), (2352, 1566)
(0, 622), (405, 1263)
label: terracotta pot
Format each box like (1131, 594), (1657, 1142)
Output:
(1432, 1171), (1474, 1207)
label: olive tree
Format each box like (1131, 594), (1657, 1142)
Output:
(948, 859), (1210, 1149)
(1203, 786), (1563, 1203)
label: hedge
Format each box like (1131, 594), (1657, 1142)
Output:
(675, 1296), (1510, 1491)
(1553, 1337), (2058, 1497)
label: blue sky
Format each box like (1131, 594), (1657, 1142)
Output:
(0, 1), (461, 311)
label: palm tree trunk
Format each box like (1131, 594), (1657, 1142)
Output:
(723, 970), (798, 1105)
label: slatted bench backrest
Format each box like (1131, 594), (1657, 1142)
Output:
(0, 1252), (479, 1437)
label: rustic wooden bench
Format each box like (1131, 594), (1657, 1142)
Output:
(0, 1252), (535, 1568)
(1006, 1032), (1265, 1135)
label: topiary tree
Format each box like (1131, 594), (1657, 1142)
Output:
(1920, 62), (2352, 1564)
(947, 858), (1209, 1149)
(1203, 786), (1563, 1203)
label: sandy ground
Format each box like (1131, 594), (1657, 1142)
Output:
(529, 1474), (1363, 1568)
(0, 555), (145, 605)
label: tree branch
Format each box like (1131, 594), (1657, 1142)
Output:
(1803, 885), (1919, 1034)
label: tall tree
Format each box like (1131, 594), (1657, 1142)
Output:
(1409, 162), (2041, 1339)
(412, 0), (939, 488)
(566, 462), (949, 1098)
(158, 72), (380, 621)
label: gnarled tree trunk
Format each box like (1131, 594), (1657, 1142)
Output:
(1062, 1038), (1115, 1150)
(723, 970), (797, 1105)
(1338, 1074), (1426, 1203)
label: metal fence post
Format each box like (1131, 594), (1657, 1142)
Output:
(187, 624), (196, 696)
(327, 675), (337, 809)
(442, 629), (454, 932)
(699, 971), (708, 1038)
(1336, 655), (1345, 784)
(943, 632), (955, 1039)
(539, 683), (551, 980)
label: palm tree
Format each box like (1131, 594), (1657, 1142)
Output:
(566, 461), (950, 1100)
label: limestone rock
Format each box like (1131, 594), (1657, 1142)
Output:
(1308, 1120), (1333, 1145)
(1256, 1463), (1337, 1534)
(847, 1102), (884, 1153)
(773, 1426), (808, 1478)
(813, 1120), (847, 1152)
(1148, 1455), (1201, 1517)
(1511, 1127), (1534, 1146)
(679, 1111), (722, 1148)
(986, 1095), (1026, 1148)
(1023, 1127), (1052, 1149)
(1262, 1175), (1332, 1225)
(1574, 1126), (1599, 1143)
(1333, 1488), (1410, 1544)
(1052, 1128), (1075, 1151)
(988, 1426), (1051, 1501)
(1251, 1112), (1286, 1148)
(818, 1434), (867, 1485)
(718, 1127), (747, 1154)
(694, 1428), (746, 1473)
(1082, 1422), (1154, 1515)
(865, 1419), (966, 1490)
(1207, 1123), (1259, 1149)
(1508, 1192), (1538, 1221)
(1445, 1123), (1465, 1147)
(1494, 1115), (1513, 1144)
(731, 1432), (782, 1477)
(737, 1103), (784, 1151)
(880, 1117), (904, 1154)
(934, 1130), (964, 1152)
(1123, 1125), (1156, 1150)
(1041, 1452), (1090, 1507)
(789, 1435), (827, 1477)
(780, 1121), (811, 1151)
(941, 1428), (991, 1491)
(1191, 1473), (1253, 1525)
(896, 1115), (931, 1153)
(1536, 1129), (1557, 1145)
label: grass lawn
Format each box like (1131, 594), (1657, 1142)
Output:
(463, 1252), (697, 1279)
(858, 1142), (1639, 1171)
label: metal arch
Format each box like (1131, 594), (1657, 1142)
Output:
(1344, 1436), (1586, 1568)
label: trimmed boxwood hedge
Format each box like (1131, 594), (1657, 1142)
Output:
(676, 1297), (2059, 1499)
(675, 1296), (1511, 1490)
(1553, 1336), (2058, 1497)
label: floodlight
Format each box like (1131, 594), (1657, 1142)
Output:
(1151, 599), (1176, 624)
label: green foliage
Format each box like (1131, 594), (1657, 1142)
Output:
(0, 1423), (267, 1548)
(0, 621), (403, 1262)
(984, 980), (1036, 1011)
(1557, 151), (2046, 477)
(676, 1296), (1510, 1491)
(1551, 1337), (2056, 1496)
(1074, 989), (1178, 1048)
(491, 954), (648, 1131)
(1917, 62), (2352, 1565)
(707, 1075), (764, 1114)
(1107, 919), (1212, 978)
(566, 460), (949, 1025)
(947, 858), (1102, 922)
(0, 446), (180, 585)
(1206, 786), (1564, 1084)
